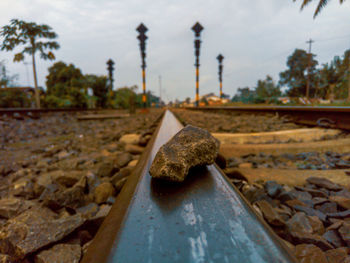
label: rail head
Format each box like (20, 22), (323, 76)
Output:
(82, 110), (298, 263)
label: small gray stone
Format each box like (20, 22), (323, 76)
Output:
(0, 207), (84, 259)
(306, 177), (342, 191)
(323, 230), (345, 248)
(0, 198), (36, 219)
(94, 182), (116, 204)
(115, 152), (133, 168)
(35, 243), (81, 263)
(125, 144), (144, 155)
(264, 181), (282, 198)
(150, 125), (220, 182)
(338, 222), (350, 247)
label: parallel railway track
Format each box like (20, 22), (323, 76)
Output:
(186, 106), (350, 130)
(82, 110), (297, 263)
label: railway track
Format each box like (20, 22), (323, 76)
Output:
(0, 108), (97, 114)
(185, 106), (350, 130)
(82, 110), (297, 263)
(1, 106), (349, 262)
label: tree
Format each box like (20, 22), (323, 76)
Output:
(45, 61), (87, 108)
(232, 87), (256, 103)
(114, 86), (138, 109)
(85, 74), (109, 108)
(255, 75), (281, 100)
(318, 57), (342, 99)
(279, 49), (318, 98)
(0, 19), (59, 108)
(293, 0), (346, 18)
(0, 89), (31, 107)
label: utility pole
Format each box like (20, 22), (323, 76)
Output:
(159, 75), (162, 108)
(306, 39), (314, 100)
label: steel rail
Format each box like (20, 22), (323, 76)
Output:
(0, 108), (100, 113)
(185, 106), (350, 130)
(82, 110), (297, 263)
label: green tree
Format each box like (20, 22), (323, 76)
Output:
(232, 87), (256, 103)
(45, 61), (87, 108)
(318, 56), (342, 99)
(85, 74), (109, 108)
(0, 19), (59, 108)
(114, 86), (138, 109)
(0, 89), (31, 107)
(255, 75), (281, 100)
(293, 0), (346, 18)
(279, 49), (318, 98)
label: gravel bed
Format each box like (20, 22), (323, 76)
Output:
(0, 110), (162, 262)
(227, 175), (350, 262)
(174, 109), (303, 133)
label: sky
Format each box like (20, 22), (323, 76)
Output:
(0, 0), (350, 102)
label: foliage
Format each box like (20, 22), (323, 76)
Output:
(255, 75), (281, 100)
(293, 0), (346, 18)
(279, 49), (318, 97)
(231, 48), (350, 103)
(317, 50), (350, 99)
(232, 76), (280, 104)
(45, 61), (87, 108)
(0, 19), (59, 107)
(114, 86), (138, 109)
(85, 74), (109, 108)
(0, 89), (31, 107)
(0, 19), (59, 62)
(232, 87), (257, 103)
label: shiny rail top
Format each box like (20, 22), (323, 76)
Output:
(100, 110), (296, 263)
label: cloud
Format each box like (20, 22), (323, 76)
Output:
(0, 0), (349, 101)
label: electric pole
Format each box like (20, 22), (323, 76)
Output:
(306, 39), (314, 100)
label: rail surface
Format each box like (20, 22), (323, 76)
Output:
(185, 106), (350, 130)
(82, 110), (297, 263)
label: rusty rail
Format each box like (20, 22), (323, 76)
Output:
(82, 110), (297, 263)
(185, 106), (350, 130)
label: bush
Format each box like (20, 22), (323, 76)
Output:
(0, 89), (31, 107)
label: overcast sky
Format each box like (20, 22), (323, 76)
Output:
(0, 0), (350, 102)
